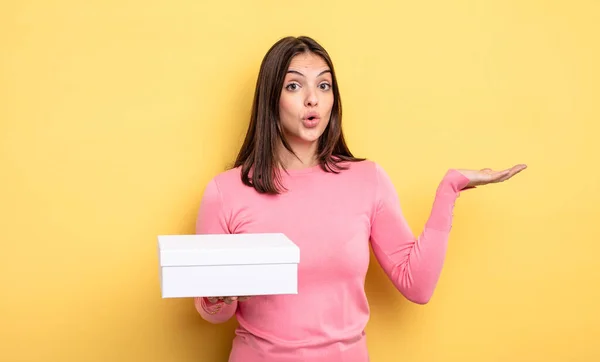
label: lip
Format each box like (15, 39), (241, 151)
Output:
(302, 111), (320, 128)
(303, 111), (320, 121)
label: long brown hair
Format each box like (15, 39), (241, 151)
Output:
(233, 36), (364, 194)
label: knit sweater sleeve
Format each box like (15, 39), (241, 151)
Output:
(192, 177), (238, 323)
(369, 164), (471, 304)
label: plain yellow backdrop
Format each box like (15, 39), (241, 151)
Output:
(1, 1), (599, 361)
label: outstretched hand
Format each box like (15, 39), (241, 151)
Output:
(456, 164), (527, 188)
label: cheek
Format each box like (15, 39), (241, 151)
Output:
(324, 99), (334, 121)
(279, 92), (298, 112)
(320, 93), (334, 112)
(325, 93), (334, 109)
(278, 95), (299, 125)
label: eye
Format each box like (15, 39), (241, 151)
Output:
(319, 82), (332, 91)
(285, 82), (300, 91)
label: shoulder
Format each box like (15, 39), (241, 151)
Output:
(343, 159), (401, 200)
(341, 159), (389, 183)
(209, 166), (250, 195)
(199, 166), (246, 204)
(210, 166), (243, 189)
(334, 159), (396, 199)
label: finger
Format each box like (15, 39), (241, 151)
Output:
(500, 164), (527, 181)
(224, 296), (238, 304)
(490, 170), (511, 182)
(512, 164), (528, 174)
(501, 164), (527, 181)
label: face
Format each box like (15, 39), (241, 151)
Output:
(278, 52), (334, 146)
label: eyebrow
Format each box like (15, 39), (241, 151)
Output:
(287, 69), (331, 77)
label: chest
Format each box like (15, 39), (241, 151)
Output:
(228, 178), (375, 282)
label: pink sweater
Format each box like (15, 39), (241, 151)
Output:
(193, 160), (471, 362)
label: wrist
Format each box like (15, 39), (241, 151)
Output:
(439, 169), (472, 193)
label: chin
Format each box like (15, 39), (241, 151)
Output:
(298, 129), (326, 143)
(282, 123), (328, 145)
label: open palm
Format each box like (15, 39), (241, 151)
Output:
(457, 164), (527, 188)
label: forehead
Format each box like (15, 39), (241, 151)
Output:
(287, 52), (330, 75)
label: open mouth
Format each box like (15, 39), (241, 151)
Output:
(303, 114), (320, 128)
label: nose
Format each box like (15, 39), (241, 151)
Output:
(305, 87), (318, 107)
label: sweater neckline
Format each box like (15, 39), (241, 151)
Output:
(279, 164), (323, 175)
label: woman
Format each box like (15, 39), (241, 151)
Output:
(193, 36), (526, 362)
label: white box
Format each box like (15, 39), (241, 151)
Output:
(157, 233), (300, 298)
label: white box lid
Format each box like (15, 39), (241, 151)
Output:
(158, 233), (300, 267)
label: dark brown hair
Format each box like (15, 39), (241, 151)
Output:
(233, 35), (364, 194)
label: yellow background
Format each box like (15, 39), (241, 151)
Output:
(1, 1), (599, 361)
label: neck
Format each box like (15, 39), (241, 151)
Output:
(277, 138), (319, 170)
